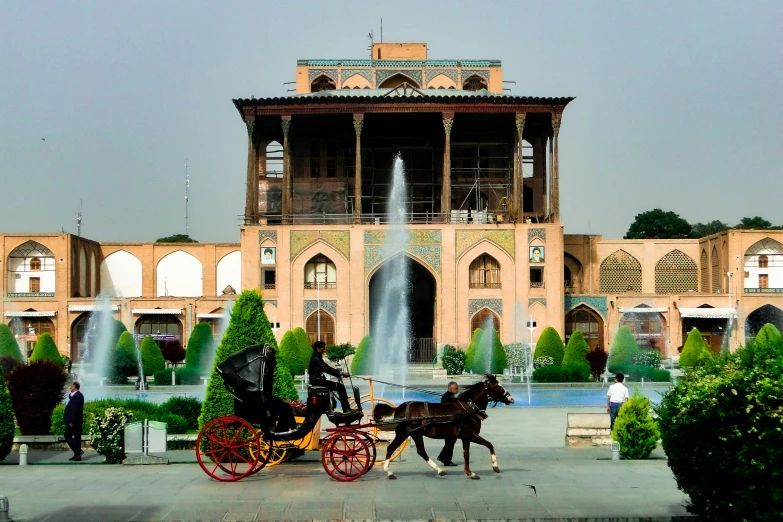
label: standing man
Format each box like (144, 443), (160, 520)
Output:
(308, 341), (352, 412)
(64, 381), (84, 461)
(437, 381), (459, 466)
(606, 373), (629, 431)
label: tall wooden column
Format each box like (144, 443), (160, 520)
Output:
(552, 113), (562, 223)
(513, 113), (526, 221)
(281, 116), (292, 221)
(353, 114), (364, 220)
(244, 119), (258, 224)
(442, 114), (454, 219)
(547, 133), (554, 220)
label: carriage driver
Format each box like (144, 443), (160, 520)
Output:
(308, 341), (353, 412)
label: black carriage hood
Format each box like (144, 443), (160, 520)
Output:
(216, 343), (275, 396)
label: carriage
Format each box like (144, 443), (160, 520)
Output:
(195, 343), (514, 482)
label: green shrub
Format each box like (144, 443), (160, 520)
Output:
(650, 368), (671, 382)
(632, 349), (662, 368)
(442, 350), (466, 375)
(158, 413), (188, 434)
(29, 333), (63, 367)
(198, 290), (278, 430)
(753, 322), (781, 346)
(273, 363), (300, 402)
(110, 332), (138, 384)
(292, 327), (313, 374)
(0, 372), (14, 461)
(7, 361), (67, 435)
(52, 399), (131, 435)
(504, 343), (530, 371)
(278, 330), (306, 376)
(533, 356), (554, 369)
(533, 365), (567, 383)
(351, 335), (373, 375)
(89, 407), (133, 464)
(160, 396), (202, 430)
(563, 330), (590, 366)
(185, 322), (213, 370)
(140, 336), (165, 376)
(679, 328), (710, 368)
(175, 367), (202, 385)
(0, 324), (23, 362)
(608, 326), (641, 373)
(656, 331), (783, 519)
(325, 342), (355, 363)
(563, 362), (591, 382)
(464, 328), (483, 372)
(534, 327), (565, 366)
(153, 368), (177, 386)
(0, 356), (22, 376)
(613, 390), (659, 459)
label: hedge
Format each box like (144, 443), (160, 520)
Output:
(273, 363), (300, 402)
(533, 365), (567, 383)
(564, 362), (591, 382)
(29, 333), (62, 367)
(563, 330), (590, 366)
(140, 335), (166, 376)
(7, 361), (66, 435)
(185, 322), (213, 370)
(442, 349), (466, 375)
(0, 372), (14, 461)
(0, 324), (23, 362)
(198, 290), (277, 431)
(534, 327), (565, 366)
(608, 326), (640, 373)
(609, 364), (671, 382)
(351, 335), (373, 375)
(158, 396), (202, 430)
(278, 330), (306, 376)
(110, 331), (138, 384)
(613, 390), (659, 459)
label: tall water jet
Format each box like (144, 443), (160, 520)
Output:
(370, 154), (411, 392)
(204, 300), (233, 374)
(85, 293), (119, 383)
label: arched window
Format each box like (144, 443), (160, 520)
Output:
(30, 258), (41, 270)
(700, 250), (708, 292)
(135, 315), (182, 344)
(310, 75), (336, 92)
(265, 141), (283, 179)
(306, 310), (335, 346)
(565, 306), (604, 351)
(469, 254), (501, 288)
(655, 250), (698, 293)
(304, 255), (336, 288)
(759, 255), (769, 268)
(599, 250), (642, 293)
(619, 305), (665, 353)
(711, 246), (720, 292)
(462, 74), (488, 91)
(471, 308), (500, 334)
(378, 73), (420, 89)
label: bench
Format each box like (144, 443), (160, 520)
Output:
(565, 413), (612, 447)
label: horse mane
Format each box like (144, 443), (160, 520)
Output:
(457, 380), (485, 400)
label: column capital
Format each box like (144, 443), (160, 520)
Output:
(281, 116), (292, 137)
(515, 112), (526, 128)
(443, 117), (454, 135)
(245, 120), (255, 138)
(353, 115), (364, 135)
(552, 114), (562, 136)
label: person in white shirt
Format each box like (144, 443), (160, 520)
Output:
(606, 373), (629, 430)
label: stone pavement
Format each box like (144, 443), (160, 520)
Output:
(0, 408), (692, 521)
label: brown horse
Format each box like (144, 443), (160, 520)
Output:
(373, 375), (514, 480)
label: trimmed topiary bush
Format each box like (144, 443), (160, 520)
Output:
(175, 367), (202, 385)
(679, 327), (710, 368)
(613, 390), (659, 459)
(442, 349), (466, 375)
(325, 343), (355, 363)
(0, 372), (14, 461)
(586, 348), (608, 381)
(158, 413), (188, 434)
(293, 327), (313, 374)
(0, 323), (23, 362)
(534, 327), (565, 366)
(109, 331), (139, 384)
(608, 326), (641, 373)
(198, 290), (278, 430)
(140, 336), (166, 377)
(7, 361), (67, 435)
(533, 365), (567, 383)
(753, 322), (781, 347)
(563, 330), (590, 366)
(656, 331), (783, 519)
(160, 396), (202, 430)
(351, 335), (373, 375)
(278, 330), (306, 376)
(160, 340), (185, 364)
(563, 362), (591, 382)
(0, 356), (21, 376)
(464, 328), (483, 373)
(29, 333), (63, 367)
(273, 363), (300, 402)
(153, 368), (177, 386)
(185, 322), (213, 370)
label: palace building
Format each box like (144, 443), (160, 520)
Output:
(2, 43), (782, 363)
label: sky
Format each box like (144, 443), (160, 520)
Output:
(1, 1), (782, 242)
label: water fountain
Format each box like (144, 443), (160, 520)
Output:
(204, 300), (233, 374)
(82, 293), (118, 385)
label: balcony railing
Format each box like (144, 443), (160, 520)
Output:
(263, 284), (276, 290)
(304, 282), (337, 289)
(745, 288), (783, 293)
(469, 283), (502, 289)
(6, 292), (55, 298)
(241, 210), (542, 226)
(530, 282), (544, 289)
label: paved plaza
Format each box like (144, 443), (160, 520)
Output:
(0, 408), (691, 521)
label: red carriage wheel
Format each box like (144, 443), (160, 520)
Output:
(321, 432), (371, 481)
(352, 431), (377, 475)
(196, 416), (260, 482)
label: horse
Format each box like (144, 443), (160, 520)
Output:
(373, 374), (514, 480)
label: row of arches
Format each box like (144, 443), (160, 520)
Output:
(310, 73), (488, 92)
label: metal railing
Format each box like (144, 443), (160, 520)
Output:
(745, 287), (783, 293)
(263, 284), (276, 290)
(6, 292), (55, 298)
(304, 282), (336, 289)
(240, 210), (542, 226)
(469, 282), (502, 289)
(409, 338), (436, 363)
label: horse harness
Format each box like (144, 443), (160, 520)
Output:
(402, 400), (486, 436)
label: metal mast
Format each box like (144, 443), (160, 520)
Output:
(184, 159), (190, 237)
(76, 199), (83, 237)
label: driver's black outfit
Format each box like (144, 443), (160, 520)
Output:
(437, 390), (459, 466)
(308, 351), (351, 412)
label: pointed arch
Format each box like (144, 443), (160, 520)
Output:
(565, 305), (605, 352)
(469, 253), (501, 288)
(462, 74), (488, 91)
(426, 73), (457, 90)
(745, 304), (783, 341)
(156, 250), (203, 297)
(564, 252), (583, 292)
(471, 307), (500, 334)
(304, 254), (336, 288)
(700, 249), (708, 292)
(599, 250), (642, 293)
(341, 73), (372, 89)
(711, 246), (720, 292)
(78, 248), (87, 297)
(745, 237), (783, 256)
(655, 249), (697, 293)
(216, 251), (241, 297)
(101, 250), (142, 297)
(265, 141), (283, 179)
(6, 240), (56, 295)
(306, 309), (335, 346)
(310, 75), (336, 92)
(619, 304), (666, 353)
(378, 72), (420, 89)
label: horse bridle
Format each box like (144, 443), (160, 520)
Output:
(485, 380), (513, 407)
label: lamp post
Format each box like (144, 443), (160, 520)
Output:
(526, 317), (537, 380)
(726, 271), (734, 351)
(316, 274), (323, 341)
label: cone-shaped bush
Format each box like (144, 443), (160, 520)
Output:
(613, 390), (659, 459)
(185, 322), (213, 370)
(140, 336), (166, 376)
(278, 330), (305, 376)
(0, 372), (14, 461)
(109, 319), (128, 348)
(273, 363), (299, 402)
(293, 327), (313, 371)
(680, 328), (709, 368)
(7, 361), (66, 435)
(29, 333), (62, 367)
(351, 335), (373, 375)
(608, 326), (641, 373)
(198, 290), (277, 430)
(464, 328), (483, 372)
(0, 324), (23, 362)
(754, 323), (782, 347)
(534, 327), (565, 366)
(110, 331), (138, 384)
(563, 330), (590, 366)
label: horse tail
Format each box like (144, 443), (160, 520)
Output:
(373, 403), (395, 423)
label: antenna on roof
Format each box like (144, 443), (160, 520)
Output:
(380, 18), (383, 43)
(367, 30), (374, 58)
(76, 199), (83, 237)
(185, 158), (190, 237)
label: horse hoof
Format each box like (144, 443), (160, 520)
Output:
(438, 471), (447, 476)
(388, 474), (397, 480)
(493, 466), (500, 473)
(470, 474), (480, 480)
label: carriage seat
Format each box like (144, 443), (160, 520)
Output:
(326, 408), (364, 426)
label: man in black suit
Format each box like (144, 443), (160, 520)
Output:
(437, 381), (460, 466)
(308, 341), (351, 412)
(64, 381), (84, 461)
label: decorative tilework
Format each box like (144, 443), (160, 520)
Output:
(460, 69), (490, 82)
(469, 299), (503, 317)
(426, 68), (458, 84)
(363, 229), (441, 245)
(290, 231), (350, 260)
(564, 295), (608, 317)
(340, 69), (373, 83)
(304, 300), (336, 319)
(264, 300), (277, 308)
(528, 228), (547, 243)
(308, 69), (338, 82)
(528, 298), (547, 308)
(258, 230), (277, 243)
(364, 246), (441, 275)
(456, 230), (515, 259)
(375, 69), (423, 86)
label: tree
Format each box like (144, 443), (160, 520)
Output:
(7, 361), (66, 435)
(624, 209), (691, 239)
(0, 324), (23, 362)
(562, 330), (590, 366)
(754, 323), (782, 346)
(608, 326), (641, 373)
(613, 390), (659, 459)
(586, 347), (609, 381)
(155, 234), (198, 243)
(110, 331), (138, 384)
(735, 216), (772, 230)
(690, 220), (730, 238)
(680, 328), (709, 368)
(278, 330), (306, 376)
(109, 319), (128, 349)
(198, 290), (277, 430)
(29, 333), (63, 367)
(140, 336), (166, 376)
(351, 335), (373, 375)
(293, 327), (313, 374)
(0, 371), (14, 461)
(464, 328), (484, 373)
(185, 322), (213, 370)
(534, 327), (566, 366)
(272, 363), (299, 402)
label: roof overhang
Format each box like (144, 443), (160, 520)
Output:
(619, 308), (668, 314)
(68, 304), (119, 312)
(679, 308), (737, 319)
(132, 309), (182, 315)
(4, 311), (56, 318)
(196, 313), (226, 319)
